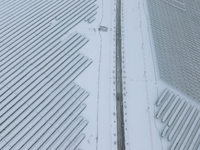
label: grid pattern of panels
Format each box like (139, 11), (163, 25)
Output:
(0, 1), (98, 149)
(147, 0), (200, 102)
(156, 89), (200, 150)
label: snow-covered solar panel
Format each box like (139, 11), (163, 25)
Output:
(0, 0), (98, 149)
(155, 89), (200, 150)
(147, 0), (200, 102)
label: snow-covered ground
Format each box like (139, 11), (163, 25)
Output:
(122, 0), (200, 150)
(122, 0), (162, 149)
(74, 0), (116, 149)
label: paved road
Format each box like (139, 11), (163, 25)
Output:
(116, 0), (125, 149)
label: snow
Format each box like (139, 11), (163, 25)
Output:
(122, 0), (200, 149)
(73, 0), (115, 149)
(122, 0), (162, 149)
(1, 0), (200, 149)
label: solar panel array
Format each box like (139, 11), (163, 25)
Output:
(156, 89), (200, 150)
(0, 0), (98, 149)
(147, 0), (200, 102)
